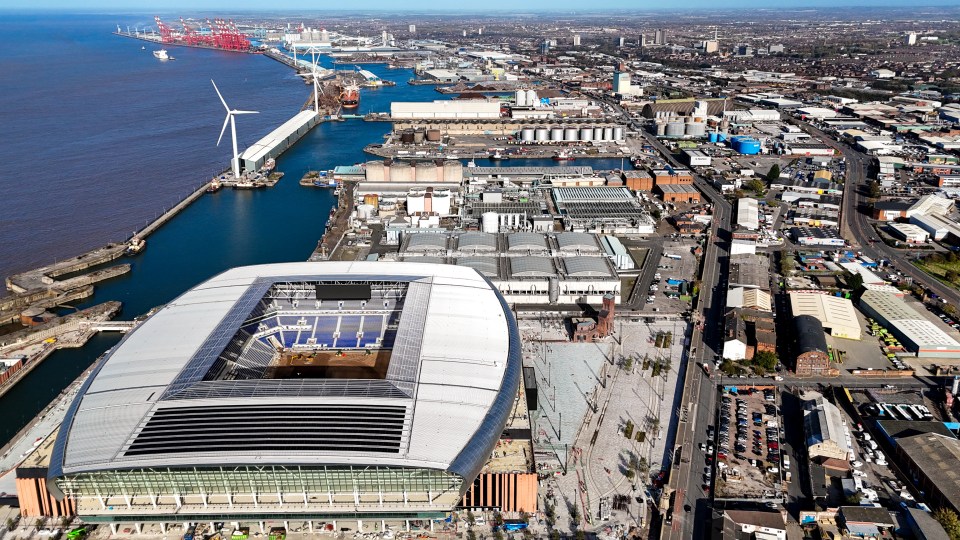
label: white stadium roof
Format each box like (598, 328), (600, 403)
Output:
(52, 262), (520, 483)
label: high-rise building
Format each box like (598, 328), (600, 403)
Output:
(704, 40), (719, 53)
(639, 34), (647, 47)
(572, 33), (581, 46)
(408, 24), (416, 33)
(613, 71), (641, 96)
(618, 36), (626, 48)
(907, 32), (918, 45)
(654, 29), (665, 45)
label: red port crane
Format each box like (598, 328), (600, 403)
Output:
(154, 16), (173, 44)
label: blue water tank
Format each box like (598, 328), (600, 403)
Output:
(708, 132), (719, 143)
(731, 136), (761, 155)
(717, 133), (728, 142)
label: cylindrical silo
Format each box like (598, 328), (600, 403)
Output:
(594, 127), (605, 141)
(580, 127), (593, 141)
(655, 122), (667, 136)
(603, 126), (614, 140)
(521, 127), (536, 142)
(526, 89), (538, 107)
(535, 127), (550, 141)
(414, 161), (437, 183)
(551, 127), (564, 141)
(515, 89), (527, 107)
(666, 121), (685, 138)
(413, 129), (425, 144)
(357, 204), (376, 220)
(613, 126), (624, 141)
(685, 122), (706, 137)
(443, 160), (463, 183)
(365, 161), (385, 182)
(391, 161), (413, 182)
(363, 193), (380, 206)
(426, 129), (442, 142)
(400, 129), (415, 144)
(482, 212), (499, 233)
(565, 127), (579, 141)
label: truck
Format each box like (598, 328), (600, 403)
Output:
(663, 253), (682, 260)
(702, 363), (711, 375)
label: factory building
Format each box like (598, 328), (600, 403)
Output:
(789, 292), (862, 340)
(641, 98), (729, 119)
(357, 160), (464, 194)
(655, 183), (701, 203)
(887, 223), (930, 244)
(391, 100), (501, 119)
(48, 262), (525, 532)
(859, 290), (960, 358)
(736, 197), (760, 231)
(790, 227), (845, 247)
(652, 168), (694, 186)
(911, 212), (960, 242)
(803, 391), (851, 461)
(397, 232), (621, 305)
(794, 315), (834, 377)
(622, 171), (653, 191)
(551, 187), (656, 234)
(240, 110), (321, 173)
(895, 433), (960, 515)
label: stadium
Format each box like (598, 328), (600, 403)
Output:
(48, 262), (521, 533)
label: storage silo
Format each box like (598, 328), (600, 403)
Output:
(655, 122), (667, 136)
(357, 204), (377, 220)
(520, 127), (536, 142)
(406, 190), (426, 213)
(685, 122), (706, 137)
(565, 127), (579, 141)
(400, 129), (415, 144)
(551, 127), (564, 141)
(665, 121), (685, 138)
(535, 127), (550, 141)
(379, 200), (398, 217)
(413, 129), (426, 144)
(731, 136), (761, 155)
(526, 89), (538, 107)
(426, 129), (442, 142)
(414, 161), (438, 183)
(613, 126), (624, 141)
(603, 126), (614, 140)
(391, 161), (413, 182)
(482, 212), (499, 233)
(365, 161), (386, 182)
(363, 193), (380, 207)
(515, 89), (527, 107)
(580, 127), (594, 141)
(594, 126), (605, 141)
(442, 160), (463, 183)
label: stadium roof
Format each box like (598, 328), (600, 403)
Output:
(51, 262), (520, 485)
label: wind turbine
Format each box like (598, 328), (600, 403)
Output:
(212, 80), (258, 179)
(296, 49), (322, 113)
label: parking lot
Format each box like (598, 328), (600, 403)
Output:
(641, 240), (700, 314)
(711, 386), (784, 501)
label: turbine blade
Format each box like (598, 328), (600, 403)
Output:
(211, 79), (229, 112)
(216, 114), (230, 146)
(232, 110), (259, 115)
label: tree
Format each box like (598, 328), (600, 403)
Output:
(766, 164), (781, 182)
(947, 270), (960, 284)
(847, 272), (864, 291)
(467, 511), (476, 527)
(933, 507), (960, 540)
(550, 531), (561, 540)
(754, 350), (778, 371)
(780, 252), (794, 276)
(467, 530), (478, 540)
(868, 180), (882, 199)
(746, 178), (766, 194)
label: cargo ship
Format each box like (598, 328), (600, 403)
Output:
(340, 85), (360, 109)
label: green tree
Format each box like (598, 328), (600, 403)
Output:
(847, 272), (864, 291)
(550, 531), (561, 540)
(933, 507), (960, 540)
(467, 530), (478, 540)
(467, 511), (476, 527)
(746, 179), (766, 194)
(868, 180), (882, 199)
(947, 270), (959, 284)
(754, 350), (778, 371)
(766, 164), (781, 182)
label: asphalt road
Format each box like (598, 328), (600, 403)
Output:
(790, 119), (960, 308)
(638, 132), (732, 540)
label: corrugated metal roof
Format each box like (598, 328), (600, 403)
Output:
(457, 232), (498, 251)
(509, 257), (556, 277)
(507, 232), (548, 251)
(556, 232), (599, 252)
(562, 257), (611, 277)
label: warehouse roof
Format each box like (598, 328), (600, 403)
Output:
(796, 315), (829, 355)
(789, 292), (862, 339)
(562, 257), (612, 278)
(509, 257), (556, 277)
(860, 290), (960, 352)
(457, 232), (498, 252)
(405, 233), (449, 252)
(507, 232), (548, 252)
(556, 232), (599, 252)
(457, 256), (500, 277)
(897, 433), (960, 511)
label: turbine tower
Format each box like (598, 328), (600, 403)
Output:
(296, 49), (322, 113)
(212, 80), (258, 179)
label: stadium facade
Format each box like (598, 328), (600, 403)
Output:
(48, 262), (521, 532)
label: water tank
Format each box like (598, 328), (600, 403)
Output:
(414, 162), (438, 182)
(426, 129), (442, 142)
(363, 193), (380, 206)
(594, 127), (605, 141)
(413, 129), (425, 144)
(520, 127), (536, 142)
(357, 204), (376, 220)
(526, 89), (538, 107)
(443, 160), (463, 183)
(718, 132), (728, 143)
(685, 122), (706, 137)
(655, 122), (667, 136)
(482, 212), (499, 233)
(580, 127), (594, 141)
(551, 127), (564, 141)
(379, 201), (398, 216)
(565, 127), (579, 141)
(603, 126), (614, 140)
(365, 161), (386, 182)
(515, 89), (527, 107)
(731, 136), (761, 155)
(400, 129), (415, 144)
(708, 132), (719, 143)
(535, 128), (550, 141)
(665, 121), (685, 138)
(391, 161), (413, 182)
(613, 126), (624, 141)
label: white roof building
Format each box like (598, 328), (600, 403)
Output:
(789, 292), (862, 340)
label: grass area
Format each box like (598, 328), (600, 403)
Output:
(629, 247), (649, 269)
(621, 276), (638, 301)
(915, 258), (960, 288)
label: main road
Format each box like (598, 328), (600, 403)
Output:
(637, 131), (732, 540)
(788, 118), (960, 307)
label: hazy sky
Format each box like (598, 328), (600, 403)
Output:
(6, 0), (960, 10)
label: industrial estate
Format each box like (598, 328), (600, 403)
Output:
(7, 6), (960, 540)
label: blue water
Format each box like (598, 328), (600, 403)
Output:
(0, 13), (626, 443)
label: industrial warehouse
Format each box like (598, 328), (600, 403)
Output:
(46, 262), (526, 534)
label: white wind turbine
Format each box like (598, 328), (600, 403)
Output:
(212, 80), (258, 179)
(296, 49), (321, 113)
